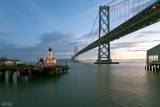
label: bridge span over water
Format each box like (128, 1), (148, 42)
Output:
(72, 0), (160, 64)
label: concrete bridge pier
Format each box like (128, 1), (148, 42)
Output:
(147, 65), (149, 70)
(8, 71), (13, 80)
(95, 59), (118, 64)
(17, 70), (22, 81)
(59, 69), (61, 74)
(49, 71), (52, 75)
(156, 65), (158, 72)
(28, 69), (32, 80)
(0, 71), (5, 80)
(57, 69), (60, 74)
(149, 65), (152, 71)
(50, 70), (54, 75)
(153, 65), (155, 72)
(17, 70), (20, 78)
(62, 69), (64, 73)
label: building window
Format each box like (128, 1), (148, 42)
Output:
(149, 54), (158, 62)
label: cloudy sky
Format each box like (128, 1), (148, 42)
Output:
(0, 0), (160, 62)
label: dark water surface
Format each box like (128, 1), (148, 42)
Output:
(1, 61), (160, 107)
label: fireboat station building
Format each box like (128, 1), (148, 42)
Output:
(146, 44), (160, 71)
(0, 47), (69, 80)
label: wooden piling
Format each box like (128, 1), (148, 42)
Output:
(150, 65), (152, 71)
(153, 65), (155, 72)
(0, 71), (5, 80)
(62, 69), (64, 73)
(17, 70), (20, 78)
(156, 65), (158, 72)
(0, 71), (4, 77)
(28, 69), (31, 76)
(147, 65), (149, 70)
(8, 71), (13, 80)
(16, 70), (22, 81)
(28, 69), (32, 80)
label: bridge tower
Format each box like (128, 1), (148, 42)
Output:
(95, 5), (118, 64)
(74, 47), (78, 61)
(71, 47), (79, 63)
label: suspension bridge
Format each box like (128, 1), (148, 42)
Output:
(71, 0), (160, 64)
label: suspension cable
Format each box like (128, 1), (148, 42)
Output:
(83, 0), (129, 49)
(83, 11), (99, 48)
(105, 0), (116, 6)
(90, 28), (99, 44)
(110, 0), (128, 7)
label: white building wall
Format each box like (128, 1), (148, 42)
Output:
(147, 44), (160, 65)
(5, 61), (20, 65)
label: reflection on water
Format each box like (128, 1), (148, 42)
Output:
(0, 71), (67, 86)
(1, 61), (160, 107)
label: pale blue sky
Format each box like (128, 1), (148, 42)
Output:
(0, 0), (159, 62)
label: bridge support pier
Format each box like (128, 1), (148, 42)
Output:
(95, 5), (118, 64)
(95, 59), (113, 64)
(8, 71), (13, 80)
(0, 71), (5, 80)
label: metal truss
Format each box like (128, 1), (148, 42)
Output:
(72, 0), (160, 59)
(97, 6), (111, 63)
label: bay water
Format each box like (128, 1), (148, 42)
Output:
(0, 60), (160, 107)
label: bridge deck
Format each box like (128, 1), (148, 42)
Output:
(72, 0), (160, 58)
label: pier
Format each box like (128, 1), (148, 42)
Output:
(145, 64), (160, 72)
(0, 64), (70, 80)
(145, 44), (160, 72)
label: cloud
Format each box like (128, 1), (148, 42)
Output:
(0, 32), (20, 49)
(127, 49), (146, 52)
(77, 30), (99, 48)
(111, 41), (138, 50)
(0, 31), (83, 62)
(22, 0), (56, 31)
(140, 31), (160, 34)
(0, 32), (10, 37)
(111, 40), (160, 50)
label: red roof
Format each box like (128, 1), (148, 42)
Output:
(48, 47), (52, 51)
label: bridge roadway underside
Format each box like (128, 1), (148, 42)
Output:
(72, 0), (160, 58)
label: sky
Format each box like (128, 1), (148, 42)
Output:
(0, 0), (160, 62)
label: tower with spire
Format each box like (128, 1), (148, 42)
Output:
(46, 47), (56, 66)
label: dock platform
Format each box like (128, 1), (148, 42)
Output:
(145, 64), (160, 72)
(0, 64), (70, 80)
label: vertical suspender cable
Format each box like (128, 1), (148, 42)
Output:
(83, 11), (99, 48)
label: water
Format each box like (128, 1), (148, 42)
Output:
(1, 61), (160, 107)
